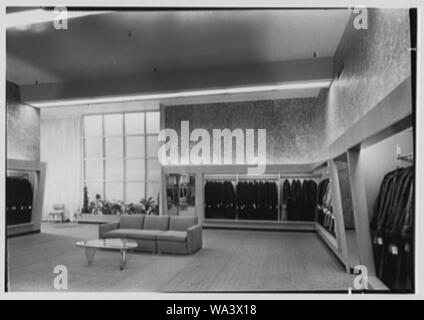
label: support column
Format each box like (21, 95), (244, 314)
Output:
(328, 160), (350, 272)
(196, 172), (205, 224)
(347, 147), (376, 276)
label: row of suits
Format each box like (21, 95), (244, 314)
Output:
(316, 179), (335, 236)
(6, 177), (33, 226)
(204, 180), (278, 220)
(236, 181), (278, 220)
(281, 179), (317, 221)
(205, 181), (236, 219)
(371, 166), (414, 291)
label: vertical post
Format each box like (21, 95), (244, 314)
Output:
(347, 147), (376, 276)
(328, 160), (350, 272)
(161, 169), (167, 216)
(34, 162), (47, 231)
(160, 104), (166, 216)
(196, 172), (205, 224)
(101, 115), (106, 200)
(277, 173), (281, 221)
(122, 113), (126, 203)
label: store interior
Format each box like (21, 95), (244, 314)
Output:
(5, 7), (415, 292)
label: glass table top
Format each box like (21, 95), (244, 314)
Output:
(75, 238), (138, 250)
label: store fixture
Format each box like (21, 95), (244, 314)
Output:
(370, 152), (414, 290)
(6, 159), (47, 237)
(165, 173), (196, 216)
(204, 172), (321, 223)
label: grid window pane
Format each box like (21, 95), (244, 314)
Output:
(84, 137), (103, 158)
(105, 159), (124, 181)
(126, 159), (145, 181)
(126, 136), (145, 157)
(147, 159), (161, 181)
(104, 114), (123, 135)
(105, 137), (123, 158)
(146, 112), (160, 133)
(83, 111), (160, 204)
(105, 182), (123, 201)
(85, 159), (103, 181)
(84, 115), (102, 136)
(85, 183), (103, 201)
(147, 136), (159, 157)
(126, 182), (145, 203)
(125, 113), (144, 135)
(147, 182), (161, 200)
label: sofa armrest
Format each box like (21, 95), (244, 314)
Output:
(187, 224), (203, 254)
(98, 222), (119, 239)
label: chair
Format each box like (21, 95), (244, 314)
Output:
(48, 203), (65, 223)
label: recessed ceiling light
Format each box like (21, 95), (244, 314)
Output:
(6, 8), (106, 29)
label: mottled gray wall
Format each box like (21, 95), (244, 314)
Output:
(7, 81), (40, 162)
(164, 10), (411, 166)
(324, 9), (411, 146)
(164, 97), (325, 164)
(335, 159), (355, 229)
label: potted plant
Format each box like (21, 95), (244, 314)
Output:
(140, 197), (159, 215)
(83, 186), (89, 213)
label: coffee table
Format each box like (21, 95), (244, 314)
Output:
(75, 238), (138, 270)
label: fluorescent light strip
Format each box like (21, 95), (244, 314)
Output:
(32, 80), (332, 108)
(7, 9), (106, 29)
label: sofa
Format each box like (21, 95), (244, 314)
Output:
(99, 214), (202, 255)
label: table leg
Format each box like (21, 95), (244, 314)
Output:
(85, 247), (97, 265)
(120, 249), (127, 270)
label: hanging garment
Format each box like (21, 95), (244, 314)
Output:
(235, 181), (244, 220)
(289, 179), (303, 221)
(268, 181), (278, 220)
(370, 166), (414, 291)
(222, 181), (236, 219)
(302, 180), (318, 221)
(317, 178), (335, 235)
(204, 181), (213, 218)
(288, 180), (297, 220)
(281, 179), (291, 220)
(6, 177), (33, 226)
(205, 181), (225, 219)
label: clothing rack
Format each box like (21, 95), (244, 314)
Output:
(204, 174), (238, 181)
(397, 152), (413, 166)
(238, 174), (279, 181)
(6, 159), (47, 237)
(204, 173), (323, 181)
(396, 144), (413, 167)
(279, 173), (323, 179)
(204, 171), (321, 224)
(7, 171), (31, 179)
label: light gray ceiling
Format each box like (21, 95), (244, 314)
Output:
(7, 9), (351, 86)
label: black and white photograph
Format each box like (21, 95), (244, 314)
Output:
(1, 0), (423, 302)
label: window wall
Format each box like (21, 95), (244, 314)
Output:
(83, 111), (161, 203)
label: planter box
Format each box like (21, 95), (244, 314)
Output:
(77, 213), (120, 224)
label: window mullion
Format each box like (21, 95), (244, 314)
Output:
(144, 112), (148, 199)
(102, 115), (106, 200)
(123, 113), (126, 202)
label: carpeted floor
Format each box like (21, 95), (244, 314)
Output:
(6, 222), (356, 292)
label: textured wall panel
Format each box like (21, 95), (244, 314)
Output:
(164, 97), (324, 164)
(324, 9), (411, 145)
(335, 159), (355, 229)
(6, 81), (40, 162)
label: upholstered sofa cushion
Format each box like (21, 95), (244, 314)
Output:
(144, 215), (169, 231)
(169, 216), (198, 231)
(126, 229), (163, 240)
(120, 215), (144, 229)
(157, 230), (187, 242)
(103, 229), (133, 238)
